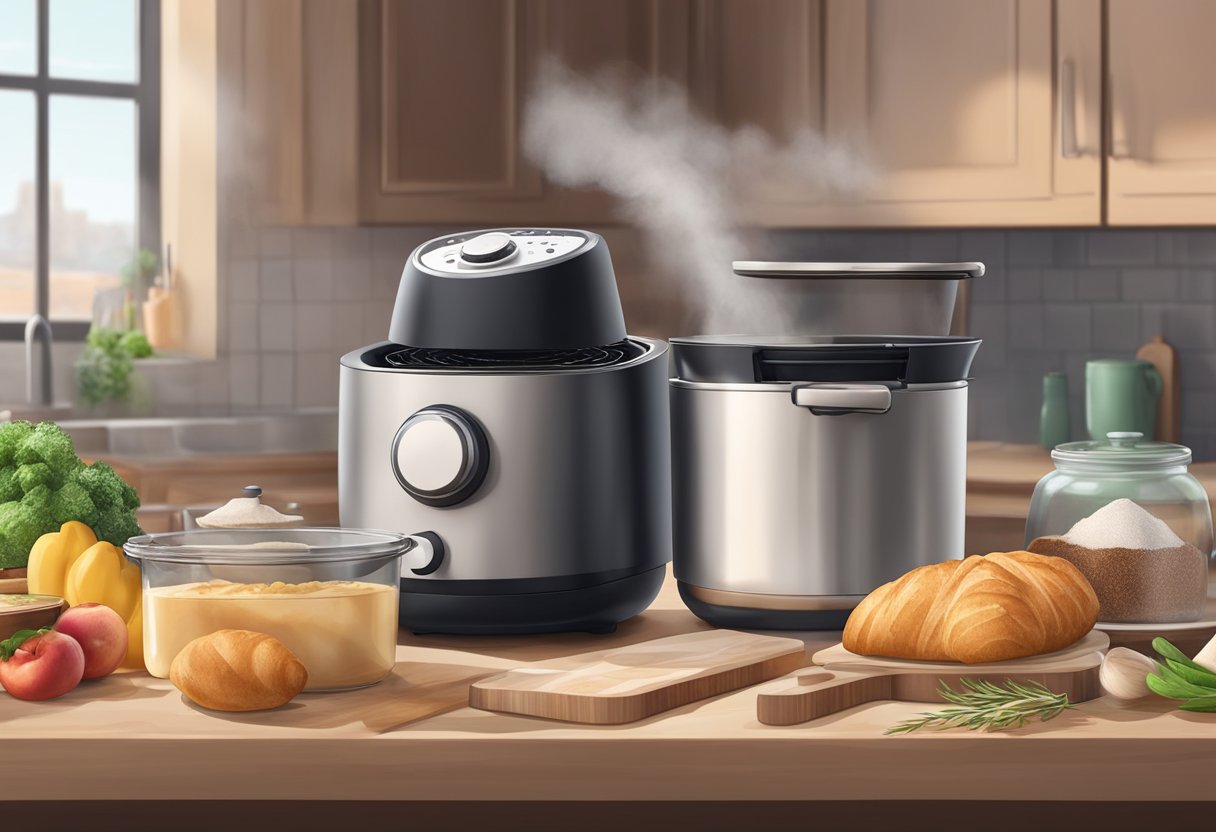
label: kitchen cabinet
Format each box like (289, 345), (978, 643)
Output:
(799, 0), (1103, 227)
(221, 0), (360, 226)
(1106, 0), (1216, 224)
(225, 0), (1216, 229)
(351, 0), (1102, 227)
(356, 0), (689, 226)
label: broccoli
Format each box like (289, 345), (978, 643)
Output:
(118, 330), (153, 359)
(0, 421), (142, 569)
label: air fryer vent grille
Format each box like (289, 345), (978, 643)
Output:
(384, 339), (648, 371)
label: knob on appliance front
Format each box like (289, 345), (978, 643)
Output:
(391, 406), (489, 507)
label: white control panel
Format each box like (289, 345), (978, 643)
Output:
(418, 230), (588, 275)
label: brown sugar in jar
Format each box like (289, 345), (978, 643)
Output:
(1028, 537), (1208, 623)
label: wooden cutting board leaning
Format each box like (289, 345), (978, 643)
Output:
(469, 629), (808, 724)
(756, 630), (1109, 726)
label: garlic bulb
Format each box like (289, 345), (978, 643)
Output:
(1100, 647), (1157, 700)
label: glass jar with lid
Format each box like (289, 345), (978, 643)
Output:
(1024, 432), (1213, 623)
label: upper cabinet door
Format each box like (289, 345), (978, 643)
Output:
(1107, 0), (1216, 225)
(811, 0), (1101, 227)
(359, 0), (688, 225)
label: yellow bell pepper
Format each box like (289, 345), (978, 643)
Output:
(26, 521), (97, 598)
(27, 521), (144, 670)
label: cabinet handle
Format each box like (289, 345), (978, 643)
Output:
(1107, 71), (1134, 160)
(1059, 58), (1080, 159)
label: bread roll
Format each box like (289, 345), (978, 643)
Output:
(843, 551), (1099, 664)
(170, 629), (308, 711)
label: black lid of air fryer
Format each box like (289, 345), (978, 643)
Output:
(670, 335), (982, 385)
(388, 228), (628, 350)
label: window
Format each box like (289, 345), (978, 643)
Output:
(0, 0), (159, 340)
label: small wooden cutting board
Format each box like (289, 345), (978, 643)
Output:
(470, 630), (807, 724)
(756, 630), (1109, 726)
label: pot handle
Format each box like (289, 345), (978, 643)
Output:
(792, 384), (892, 415)
(402, 531), (446, 575)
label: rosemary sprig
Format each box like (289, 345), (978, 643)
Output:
(885, 678), (1073, 735)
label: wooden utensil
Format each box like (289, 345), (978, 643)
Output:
(1137, 335), (1179, 442)
(470, 629), (807, 724)
(757, 630), (1108, 726)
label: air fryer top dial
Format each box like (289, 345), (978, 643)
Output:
(418, 229), (589, 275)
(459, 232), (517, 264)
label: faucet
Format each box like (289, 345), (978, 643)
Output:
(24, 314), (53, 406)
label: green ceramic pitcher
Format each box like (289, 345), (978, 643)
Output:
(1085, 358), (1163, 440)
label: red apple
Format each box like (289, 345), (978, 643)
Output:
(53, 603), (128, 680)
(0, 630), (85, 700)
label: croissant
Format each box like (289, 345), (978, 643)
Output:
(842, 551), (1099, 664)
(170, 629), (308, 711)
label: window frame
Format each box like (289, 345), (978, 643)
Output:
(0, 0), (160, 341)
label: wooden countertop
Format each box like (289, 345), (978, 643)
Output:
(5, 571), (1216, 804)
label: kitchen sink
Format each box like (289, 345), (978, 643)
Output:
(57, 409), (339, 457)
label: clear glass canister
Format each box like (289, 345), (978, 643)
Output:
(124, 528), (408, 691)
(1024, 432), (1213, 623)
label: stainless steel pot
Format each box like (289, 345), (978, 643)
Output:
(669, 335), (980, 630)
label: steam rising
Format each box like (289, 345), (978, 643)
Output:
(522, 60), (874, 333)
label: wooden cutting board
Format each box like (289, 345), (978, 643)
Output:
(470, 630), (808, 724)
(756, 630), (1109, 726)
(1138, 335), (1180, 442)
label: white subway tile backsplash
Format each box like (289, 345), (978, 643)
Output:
(259, 228), (293, 258)
(211, 223), (1216, 458)
(292, 227), (333, 259)
(259, 354), (294, 408)
(259, 259), (294, 301)
(228, 260), (259, 302)
(227, 303), (259, 352)
(294, 303), (335, 352)
(227, 354), (259, 407)
(294, 351), (339, 407)
(333, 258), (372, 300)
(258, 304), (295, 352)
(332, 303), (367, 353)
(332, 227), (373, 259)
(293, 259), (334, 302)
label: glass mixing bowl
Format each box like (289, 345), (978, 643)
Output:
(124, 528), (410, 691)
(1024, 432), (1213, 623)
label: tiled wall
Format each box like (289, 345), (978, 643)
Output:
(9, 223), (1216, 460)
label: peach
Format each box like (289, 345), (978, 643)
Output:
(53, 603), (128, 679)
(0, 630), (85, 700)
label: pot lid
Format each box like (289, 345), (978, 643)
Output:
(1052, 431), (1192, 469)
(669, 335), (981, 385)
(195, 485), (303, 529)
(731, 261), (985, 279)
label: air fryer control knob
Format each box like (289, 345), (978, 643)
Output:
(391, 406), (489, 507)
(459, 232), (517, 264)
